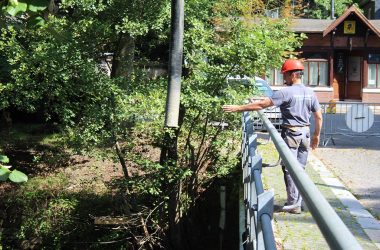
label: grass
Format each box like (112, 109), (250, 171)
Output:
(0, 123), (135, 249)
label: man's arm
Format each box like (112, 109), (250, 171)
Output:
(311, 110), (323, 150)
(222, 97), (274, 112)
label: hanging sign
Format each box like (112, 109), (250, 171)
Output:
(335, 53), (345, 74)
(344, 21), (356, 34)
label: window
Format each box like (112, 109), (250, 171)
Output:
(266, 55), (329, 86)
(303, 59), (328, 86)
(368, 54), (380, 88)
(266, 68), (283, 86)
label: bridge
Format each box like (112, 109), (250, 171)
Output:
(239, 105), (380, 250)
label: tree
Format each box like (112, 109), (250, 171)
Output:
(0, 0), (303, 248)
(157, 0), (303, 247)
(258, 0), (364, 19)
(306, 0), (354, 18)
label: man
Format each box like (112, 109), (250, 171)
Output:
(222, 59), (323, 214)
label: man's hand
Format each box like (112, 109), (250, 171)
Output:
(311, 134), (320, 150)
(312, 110), (322, 150)
(222, 105), (240, 113)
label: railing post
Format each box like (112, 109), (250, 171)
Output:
(258, 190), (275, 250)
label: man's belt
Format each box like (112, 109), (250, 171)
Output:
(282, 124), (309, 131)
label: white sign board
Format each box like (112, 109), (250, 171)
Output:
(345, 104), (374, 133)
(348, 56), (361, 81)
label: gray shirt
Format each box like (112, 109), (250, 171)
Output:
(269, 84), (320, 126)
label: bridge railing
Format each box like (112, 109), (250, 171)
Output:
(240, 110), (363, 250)
(240, 111), (276, 250)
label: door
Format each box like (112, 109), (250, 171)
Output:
(346, 55), (362, 100)
(333, 51), (346, 100)
(333, 51), (363, 100)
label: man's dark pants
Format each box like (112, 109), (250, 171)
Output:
(281, 126), (311, 206)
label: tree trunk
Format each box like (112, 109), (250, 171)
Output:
(111, 33), (135, 83)
(109, 31), (136, 180)
(115, 141), (130, 179)
(110, 33), (136, 213)
(160, 128), (183, 249)
(43, 0), (59, 19)
(160, 106), (186, 249)
(169, 179), (183, 249)
(1, 110), (12, 138)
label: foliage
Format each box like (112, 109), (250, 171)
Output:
(260, 0), (363, 19)
(0, 154), (28, 183)
(17, 196), (78, 247)
(306, 0), (355, 18)
(0, 0), (49, 27)
(4, 173), (101, 248)
(1, 0), (48, 16)
(171, 4), (303, 209)
(0, 0), (304, 247)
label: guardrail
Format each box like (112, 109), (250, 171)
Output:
(240, 112), (276, 250)
(320, 101), (380, 146)
(242, 109), (362, 250)
(250, 106), (282, 131)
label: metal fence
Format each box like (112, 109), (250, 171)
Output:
(240, 110), (363, 250)
(250, 106), (282, 131)
(320, 101), (380, 146)
(240, 112), (276, 250)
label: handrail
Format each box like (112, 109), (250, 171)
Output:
(256, 109), (362, 250)
(241, 112), (276, 250)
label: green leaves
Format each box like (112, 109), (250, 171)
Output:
(0, 167), (10, 181)
(0, 154), (28, 183)
(28, 15), (45, 27)
(0, 0), (304, 229)
(2, 0), (48, 16)
(9, 169), (28, 183)
(301, 0), (355, 19)
(0, 166), (27, 183)
(28, 0), (49, 12)
(116, 17), (149, 37)
(3, 1), (27, 16)
(0, 154), (10, 163)
(1, 0), (48, 28)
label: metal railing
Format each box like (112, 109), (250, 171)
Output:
(240, 111), (276, 250)
(320, 101), (380, 146)
(250, 106), (282, 131)
(240, 109), (362, 250)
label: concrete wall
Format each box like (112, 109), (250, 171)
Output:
(362, 89), (380, 103)
(314, 89), (334, 103)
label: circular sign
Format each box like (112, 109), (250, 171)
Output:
(345, 104), (374, 133)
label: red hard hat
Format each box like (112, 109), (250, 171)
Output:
(281, 59), (304, 74)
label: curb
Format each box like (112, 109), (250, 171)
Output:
(309, 152), (380, 249)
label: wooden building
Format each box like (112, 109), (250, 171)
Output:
(266, 6), (380, 103)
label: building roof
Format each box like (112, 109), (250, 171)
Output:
(291, 19), (380, 33)
(371, 20), (380, 30)
(290, 19), (333, 33)
(290, 6), (380, 37)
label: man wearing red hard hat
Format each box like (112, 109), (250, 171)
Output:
(222, 59), (323, 214)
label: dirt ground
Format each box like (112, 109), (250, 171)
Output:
(0, 125), (241, 249)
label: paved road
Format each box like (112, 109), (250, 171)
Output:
(258, 136), (379, 249)
(256, 103), (380, 248)
(314, 134), (380, 219)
